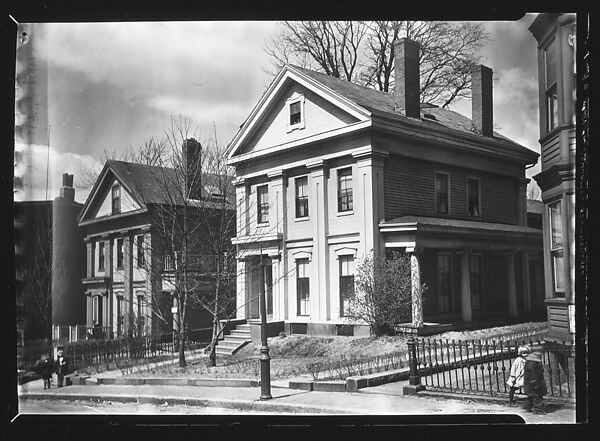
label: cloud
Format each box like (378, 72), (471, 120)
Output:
(493, 66), (540, 152)
(14, 142), (103, 203)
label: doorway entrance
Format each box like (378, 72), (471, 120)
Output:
(247, 256), (273, 320)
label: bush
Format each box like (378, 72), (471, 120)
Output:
(344, 252), (427, 336)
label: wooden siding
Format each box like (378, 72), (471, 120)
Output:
(383, 155), (520, 224)
(245, 82), (359, 154)
(542, 134), (561, 167)
(547, 305), (569, 333)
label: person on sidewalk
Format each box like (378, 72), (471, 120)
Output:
(523, 345), (548, 414)
(56, 349), (69, 387)
(506, 345), (528, 406)
(36, 356), (54, 390)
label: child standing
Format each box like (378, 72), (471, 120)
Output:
(506, 345), (529, 406)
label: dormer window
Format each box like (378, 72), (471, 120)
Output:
(286, 94), (305, 132)
(111, 184), (121, 214)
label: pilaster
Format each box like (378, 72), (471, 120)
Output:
(406, 247), (423, 327)
(307, 160), (329, 321)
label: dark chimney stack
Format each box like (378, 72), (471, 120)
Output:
(182, 138), (202, 199)
(394, 37), (421, 119)
(59, 173), (75, 202)
(471, 65), (493, 137)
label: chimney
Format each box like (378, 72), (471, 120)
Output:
(394, 37), (421, 119)
(471, 65), (493, 137)
(58, 173), (75, 202)
(182, 138), (202, 199)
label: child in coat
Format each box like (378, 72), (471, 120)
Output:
(36, 356), (54, 390)
(506, 345), (529, 405)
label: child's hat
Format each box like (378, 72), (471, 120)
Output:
(518, 345), (530, 355)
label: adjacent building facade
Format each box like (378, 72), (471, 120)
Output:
(227, 38), (543, 336)
(529, 13), (577, 344)
(77, 142), (235, 340)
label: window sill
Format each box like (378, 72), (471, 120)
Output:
(337, 210), (354, 217)
(294, 216), (310, 223)
(256, 223), (270, 228)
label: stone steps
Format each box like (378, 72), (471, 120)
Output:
(215, 323), (252, 356)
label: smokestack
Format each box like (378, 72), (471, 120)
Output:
(471, 65), (493, 137)
(58, 173), (75, 202)
(182, 138), (202, 199)
(394, 37), (421, 119)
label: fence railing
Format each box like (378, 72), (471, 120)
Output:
(61, 333), (179, 372)
(407, 333), (574, 400)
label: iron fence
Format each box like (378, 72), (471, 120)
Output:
(61, 333), (177, 372)
(407, 334), (574, 400)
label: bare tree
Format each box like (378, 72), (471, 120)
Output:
(265, 20), (489, 108)
(264, 21), (369, 82)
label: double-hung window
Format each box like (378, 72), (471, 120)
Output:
(287, 95), (305, 131)
(467, 178), (480, 217)
(296, 259), (310, 316)
(544, 37), (559, 132)
(437, 254), (452, 313)
(549, 200), (565, 296)
(339, 255), (355, 317)
(257, 185), (269, 224)
(337, 168), (353, 212)
(137, 235), (145, 267)
(116, 238), (124, 269)
(98, 242), (105, 271)
(112, 184), (121, 214)
(295, 176), (309, 218)
(436, 173), (449, 214)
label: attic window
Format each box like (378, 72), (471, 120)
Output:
(287, 94), (305, 132)
(111, 184), (121, 214)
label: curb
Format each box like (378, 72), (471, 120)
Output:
(20, 392), (355, 414)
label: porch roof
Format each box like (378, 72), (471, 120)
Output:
(379, 216), (542, 251)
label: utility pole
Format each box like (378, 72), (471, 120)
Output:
(258, 255), (272, 400)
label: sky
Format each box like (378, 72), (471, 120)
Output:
(15, 15), (544, 204)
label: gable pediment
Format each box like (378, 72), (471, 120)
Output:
(227, 65), (371, 161)
(79, 167), (144, 223)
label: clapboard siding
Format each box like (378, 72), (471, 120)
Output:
(383, 155), (519, 224)
(542, 134), (561, 167)
(548, 305), (569, 331)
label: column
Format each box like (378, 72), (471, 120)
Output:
(408, 247), (423, 327)
(505, 250), (518, 318)
(459, 249), (473, 323)
(236, 259), (246, 319)
(307, 160), (329, 321)
(521, 251), (532, 313)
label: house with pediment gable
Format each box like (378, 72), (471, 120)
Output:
(226, 38), (544, 337)
(78, 140), (235, 340)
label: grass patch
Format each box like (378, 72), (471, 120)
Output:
(120, 321), (548, 380)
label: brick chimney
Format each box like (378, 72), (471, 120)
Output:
(58, 173), (75, 202)
(394, 37), (421, 119)
(182, 138), (202, 199)
(471, 65), (493, 137)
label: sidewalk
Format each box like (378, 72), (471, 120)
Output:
(17, 374), (576, 423)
